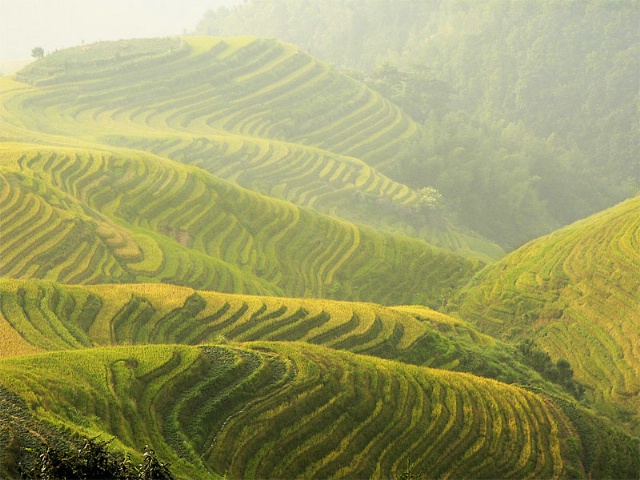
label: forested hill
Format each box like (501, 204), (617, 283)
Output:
(197, 0), (639, 248)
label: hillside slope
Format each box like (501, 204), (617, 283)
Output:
(197, 1), (639, 247)
(14, 36), (419, 168)
(0, 143), (478, 306)
(2, 343), (638, 479)
(1, 36), (502, 259)
(0, 278), (571, 391)
(458, 196), (640, 425)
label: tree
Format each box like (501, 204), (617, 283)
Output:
(31, 47), (44, 59)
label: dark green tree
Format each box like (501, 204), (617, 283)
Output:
(31, 47), (44, 59)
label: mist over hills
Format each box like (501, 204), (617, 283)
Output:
(0, 3), (639, 477)
(7, 36), (501, 260)
(198, 0), (639, 248)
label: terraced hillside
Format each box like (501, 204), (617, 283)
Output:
(2, 342), (638, 479)
(0, 143), (478, 306)
(1, 278), (567, 389)
(1, 35), (638, 479)
(14, 37), (418, 168)
(109, 134), (501, 258)
(458, 195), (640, 425)
(0, 37), (502, 259)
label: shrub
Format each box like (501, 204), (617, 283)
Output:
(20, 436), (174, 480)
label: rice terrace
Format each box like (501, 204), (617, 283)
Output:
(0, 1), (638, 479)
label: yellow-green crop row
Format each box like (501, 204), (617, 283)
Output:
(458, 195), (640, 423)
(3, 341), (618, 478)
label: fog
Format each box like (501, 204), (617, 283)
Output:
(0, 0), (242, 64)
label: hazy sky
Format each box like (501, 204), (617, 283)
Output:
(0, 0), (242, 63)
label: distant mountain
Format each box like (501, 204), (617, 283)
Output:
(197, 0), (639, 248)
(458, 195), (640, 428)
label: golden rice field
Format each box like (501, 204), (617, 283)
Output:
(458, 195), (640, 425)
(0, 143), (478, 306)
(2, 342), (634, 480)
(1, 279), (638, 479)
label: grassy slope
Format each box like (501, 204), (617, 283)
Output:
(1, 279), (638, 479)
(2, 342), (637, 480)
(0, 278), (560, 389)
(458, 195), (640, 426)
(0, 143), (477, 307)
(2, 36), (502, 260)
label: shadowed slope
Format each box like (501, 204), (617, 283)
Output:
(458, 196), (640, 424)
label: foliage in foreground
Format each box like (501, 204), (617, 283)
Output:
(21, 437), (174, 480)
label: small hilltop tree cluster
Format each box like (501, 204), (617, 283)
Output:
(31, 47), (44, 59)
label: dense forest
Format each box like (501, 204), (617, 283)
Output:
(198, 0), (639, 247)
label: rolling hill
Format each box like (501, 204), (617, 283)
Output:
(1, 278), (639, 479)
(0, 278), (572, 390)
(0, 142), (478, 307)
(2, 342), (638, 479)
(458, 195), (640, 427)
(13, 36), (419, 168)
(0, 33), (638, 480)
(1, 36), (502, 260)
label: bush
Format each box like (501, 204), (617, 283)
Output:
(20, 436), (174, 480)
(517, 339), (584, 399)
